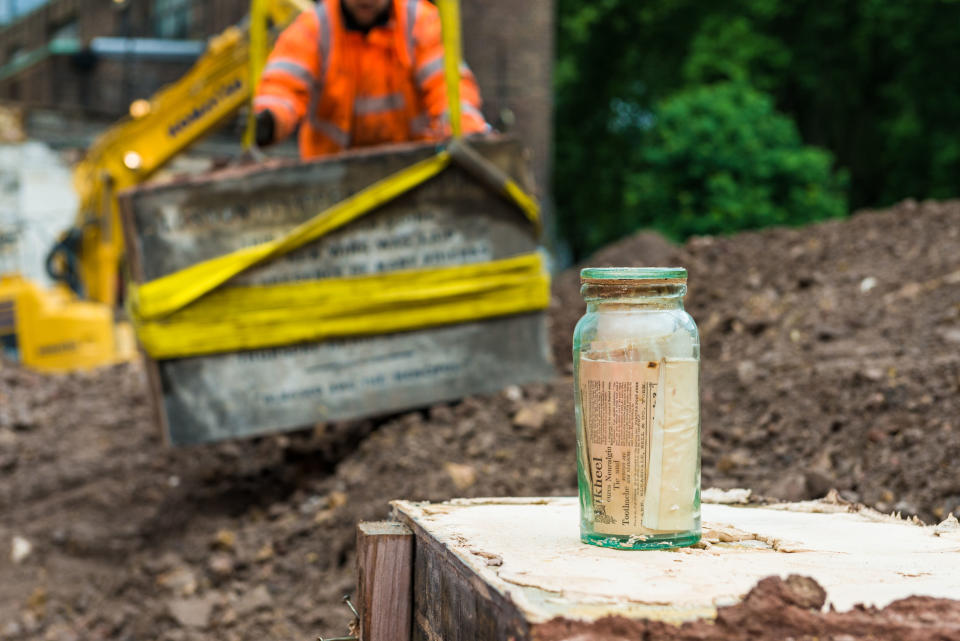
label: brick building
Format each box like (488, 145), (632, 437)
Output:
(0, 0), (553, 201)
(0, 0), (248, 115)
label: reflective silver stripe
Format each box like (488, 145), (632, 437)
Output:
(409, 102), (486, 136)
(405, 0), (418, 62)
(313, 117), (350, 148)
(316, 1), (332, 80)
(442, 102), (485, 122)
(410, 113), (431, 135)
(460, 102), (485, 122)
(460, 102), (492, 131)
(415, 54), (444, 85)
(354, 92), (406, 115)
(439, 103), (487, 127)
(253, 95), (298, 119)
(309, 0), (333, 131)
(416, 56), (472, 86)
(263, 59), (314, 86)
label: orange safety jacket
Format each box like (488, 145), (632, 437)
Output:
(254, 0), (489, 160)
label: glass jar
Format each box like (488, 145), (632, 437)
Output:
(573, 267), (701, 550)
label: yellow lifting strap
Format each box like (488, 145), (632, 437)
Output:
(134, 253), (549, 359)
(436, 0), (539, 226)
(437, 0), (463, 138)
(132, 151), (452, 321)
(243, 0), (269, 149)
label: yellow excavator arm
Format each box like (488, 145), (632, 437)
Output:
(61, 0), (310, 306)
(3, 0), (312, 372)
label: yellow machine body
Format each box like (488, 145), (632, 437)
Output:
(0, 274), (135, 372)
(3, 0), (308, 371)
(13, 0), (510, 377)
(71, 0), (308, 307)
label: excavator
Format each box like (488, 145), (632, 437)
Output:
(0, 0), (311, 372)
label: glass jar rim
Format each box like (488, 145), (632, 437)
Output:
(580, 267), (687, 283)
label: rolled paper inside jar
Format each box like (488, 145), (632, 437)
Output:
(590, 311), (695, 361)
(642, 357), (699, 532)
(588, 310), (699, 533)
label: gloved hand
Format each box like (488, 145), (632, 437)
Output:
(255, 110), (276, 147)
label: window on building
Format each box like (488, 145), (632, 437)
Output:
(6, 45), (25, 65)
(153, 0), (193, 39)
(0, 0), (53, 26)
(48, 17), (78, 44)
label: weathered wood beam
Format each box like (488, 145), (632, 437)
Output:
(392, 496), (960, 641)
(356, 521), (415, 641)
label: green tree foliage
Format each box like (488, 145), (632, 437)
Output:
(626, 83), (847, 240)
(555, 0), (960, 258)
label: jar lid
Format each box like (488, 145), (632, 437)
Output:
(580, 267), (687, 284)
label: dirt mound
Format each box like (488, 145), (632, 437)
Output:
(0, 360), (574, 640)
(572, 199), (960, 518)
(2, 199), (960, 640)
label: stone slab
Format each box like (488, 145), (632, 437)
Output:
(119, 136), (554, 445)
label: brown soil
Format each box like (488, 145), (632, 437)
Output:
(2, 198), (960, 640)
(534, 576), (960, 641)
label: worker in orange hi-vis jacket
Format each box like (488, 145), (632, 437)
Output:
(254, 0), (490, 160)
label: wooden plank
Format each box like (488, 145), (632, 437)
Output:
(356, 521), (414, 641)
(392, 496), (960, 641)
(398, 506), (531, 641)
(118, 136), (555, 445)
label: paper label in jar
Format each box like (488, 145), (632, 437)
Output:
(579, 357), (660, 536)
